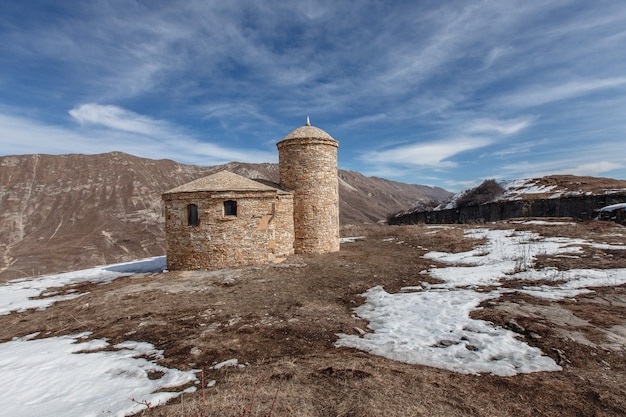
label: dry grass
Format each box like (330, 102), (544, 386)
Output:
(2, 221), (626, 416)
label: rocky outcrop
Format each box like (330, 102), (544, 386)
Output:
(595, 203), (626, 225)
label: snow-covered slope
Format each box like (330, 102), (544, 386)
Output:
(436, 175), (626, 211)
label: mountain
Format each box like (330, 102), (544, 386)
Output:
(0, 152), (450, 281)
(390, 175), (626, 225)
(437, 175), (626, 210)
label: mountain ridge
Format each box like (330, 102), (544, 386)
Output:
(390, 175), (626, 225)
(0, 151), (450, 281)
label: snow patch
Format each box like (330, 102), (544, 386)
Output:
(0, 257), (166, 315)
(337, 227), (626, 376)
(597, 202), (626, 212)
(0, 333), (197, 417)
(210, 358), (246, 369)
(336, 286), (560, 376)
(502, 178), (557, 198)
(340, 236), (366, 243)
(510, 220), (577, 226)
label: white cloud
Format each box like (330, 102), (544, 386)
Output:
(0, 113), (94, 156)
(569, 161), (623, 176)
(3, 2), (626, 190)
(481, 45), (513, 70)
(499, 157), (624, 181)
(364, 136), (492, 168)
(339, 113), (389, 128)
(0, 109), (275, 165)
(497, 77), (626, 109)
(359, 115), (531, 175)
(69, 104), (166, 136)
(466, 117), (533, 136)
(481, 141), (536, 158)
(200, 102), (276, 125)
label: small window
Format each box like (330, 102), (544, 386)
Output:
(187, 204), (199, 226)
(224, 200), (237, 217)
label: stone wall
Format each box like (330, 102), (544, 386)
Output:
(389, 193), (626, 225)
(163, 190), (294, 270)
(278, 137), (340, 254)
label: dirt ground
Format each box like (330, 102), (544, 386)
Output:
(1, 220), (625, 416)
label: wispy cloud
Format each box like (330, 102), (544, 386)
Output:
(69, 104), (167, 136)
(1, 108), (275, 165)
(2, 1), (626, 190)
(569, 161), (623, 176)
(361, 115), (533, 174)
(499, 155), (625, 181)
(466, 117), (534, 136)
(364, 136), (493, 168)
(0, 112), (96, 156)
(497, 77), (626, 109)
(481, 139), (544, 158)
(339, 113), (389, 129)
(481, 45), (514, 70)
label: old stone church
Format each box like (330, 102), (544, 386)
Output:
(162, 120), (339, 270)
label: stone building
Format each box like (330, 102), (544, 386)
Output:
(162, 120), (339, 270)
(277, 122), (340, 253)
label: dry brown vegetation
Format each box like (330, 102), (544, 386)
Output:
(1, 220), (626, 416)
(455, 179), (505, 207)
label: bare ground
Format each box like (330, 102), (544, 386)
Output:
(1, 221), (626, 416)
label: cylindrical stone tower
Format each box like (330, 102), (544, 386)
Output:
(277, 119), (340, 254)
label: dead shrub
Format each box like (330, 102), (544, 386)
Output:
(455, 179), (504, 208)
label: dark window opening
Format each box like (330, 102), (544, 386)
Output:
(224, 200), (237, 216)
(187, 204), (199, 226)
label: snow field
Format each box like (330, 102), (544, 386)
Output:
(0, 256), (199, 417)
(0, 333), (197, 417)
(0, 256), (166, 316)
(336, 286), (561, 376)
(336, 227), (626, 376)
(2, 229), (626, 414)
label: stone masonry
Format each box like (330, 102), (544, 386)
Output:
(162, 121), (340, 270)
(163, 171), (294, 270)
(277, 123), (340, 254)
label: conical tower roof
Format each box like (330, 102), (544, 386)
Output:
(278, 118), (337, 143)
(163, 170), (284, 194)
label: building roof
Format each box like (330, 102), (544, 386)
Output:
(164, 170), (286, 194)
(279, 122), (337, 143)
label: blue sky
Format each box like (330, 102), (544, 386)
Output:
(1, 1), (625, 191)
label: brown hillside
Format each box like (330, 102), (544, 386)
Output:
(0, 152), (450, 281)
(2, 222), (625, 416)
